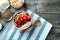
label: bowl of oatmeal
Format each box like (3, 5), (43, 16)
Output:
(13, 11), (31, 32)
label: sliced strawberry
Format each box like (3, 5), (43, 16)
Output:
(26, 15), (30, 21)
(22, 16), (27, 20)
(20, 17), (24, 22)
(15, 13), (31, 25)
(16, 20), (21, 25)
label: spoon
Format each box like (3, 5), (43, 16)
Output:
(21, 20), (41, 32)
(33, 20), (41, 26)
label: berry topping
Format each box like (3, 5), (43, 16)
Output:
(16, 13), (31, 25)
(16, 20), (21, 25)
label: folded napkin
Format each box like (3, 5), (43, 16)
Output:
(0, 10), (52, 40)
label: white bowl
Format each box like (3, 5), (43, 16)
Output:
(13, 10), (31, 31)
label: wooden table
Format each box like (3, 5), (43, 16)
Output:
(25, 0), (60, 40)
(0, 0), (60, 40)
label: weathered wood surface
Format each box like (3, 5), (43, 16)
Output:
(25, 0), (60, 13)
(38, 13), (60, 40)
(38, 13), (60, 28)
(0, 0), (60, 40)
(25, 0), (60, 40)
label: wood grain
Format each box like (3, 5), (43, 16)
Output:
(25, 0), (60, 40)
(25, 0), (60, 13)
(46, 28), (60, 40)
(0, 0), (60, 40)
(38, 13), (60, 40)
(38, 13), (60, 28)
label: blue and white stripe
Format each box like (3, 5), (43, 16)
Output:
(0, 10), (52, 40)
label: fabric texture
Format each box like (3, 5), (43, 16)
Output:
(0, 10), (52, 40)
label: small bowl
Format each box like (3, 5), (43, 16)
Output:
(13, 10), (31, 29)
(13, 10), (25, 28)
(0, 22), (3, 31)
(5, 16), (12, 21)
(1, 10), (12, 21)
(0, 0), (10, 10)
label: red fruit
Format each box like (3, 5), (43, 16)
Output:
(16, 20), (21, 25)
(18, 18), (20, 20)
(20, 17), (23, 22)
(23, 16), (27, 20)
(26, 15), (30, 21)
(16, 13), (31, 25)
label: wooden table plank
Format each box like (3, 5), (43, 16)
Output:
(25, 0), (60, 13)
(0, 0), (60, 40)
(25, 0), (60, 39)
(37, 13), (60, 40)
(46, 28), (60, 40)
(37, 13), (60, 28)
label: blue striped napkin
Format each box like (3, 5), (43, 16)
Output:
(0, 10), (52, 40)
